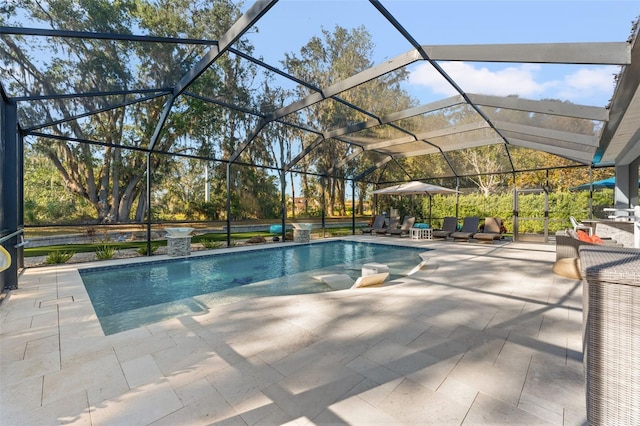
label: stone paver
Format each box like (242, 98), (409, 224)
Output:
(0, 238), (586, 425)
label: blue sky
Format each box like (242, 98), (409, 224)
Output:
(243, 0), (640, 107)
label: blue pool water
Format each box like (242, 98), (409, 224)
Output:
(80, 240), (430, 335)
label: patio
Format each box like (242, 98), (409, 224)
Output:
(0, 237), (585, 425)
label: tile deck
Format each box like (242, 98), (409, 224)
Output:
(0, 237), (586, 425)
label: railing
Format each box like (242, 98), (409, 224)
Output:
(0, 229), (23, 245)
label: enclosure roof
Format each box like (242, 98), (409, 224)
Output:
(1, 1), (639, 182)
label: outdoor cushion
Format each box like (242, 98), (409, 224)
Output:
(577, 230), (592, 242)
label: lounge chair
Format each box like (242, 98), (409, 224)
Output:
(351, 272), (389, 289)
(432, 217), (458, 239)
(361, 214), (386, 234)
(374, 216), (400, 235)
(387, 216), (415, 237)
(313, 271), (389, 290)
(570, 216), (592, 236)
(473, 217), (503, 242)
(450, 216), (480, 241)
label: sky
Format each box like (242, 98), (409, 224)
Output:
(241, 0), (640, 107)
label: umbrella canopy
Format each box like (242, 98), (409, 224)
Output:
(571, 177), (640, 191)
(372, 181), (459, 196)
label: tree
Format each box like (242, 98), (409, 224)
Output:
(22, 143), (94, 223)
(2, 0), (256, 223)
(282, 25), (413, 216)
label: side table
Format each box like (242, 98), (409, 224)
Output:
(410, 228), (432, 240)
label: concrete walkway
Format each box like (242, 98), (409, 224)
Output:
(0, 238), (585, 425)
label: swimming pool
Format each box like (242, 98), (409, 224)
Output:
(80, 240), (430, 335)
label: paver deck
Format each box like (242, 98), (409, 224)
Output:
(0, 237), (585, 425)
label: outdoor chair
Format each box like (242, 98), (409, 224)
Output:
(361, 214), (386, 234)
(570, 216), (592, 236)
(473, 217), (503, 242)
(375, 216), (400, 235)
(386, 216), (415, 237)
(351, 271), (390, 288)
(450, 216), (480, 241)
(432, 217), (458, 239)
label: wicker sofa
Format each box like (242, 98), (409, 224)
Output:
(579, 245), (640, 425)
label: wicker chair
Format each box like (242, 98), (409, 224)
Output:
(553, 230), (622, 279)
(555, 230), (621, 261)
(555, 231), (595, 261)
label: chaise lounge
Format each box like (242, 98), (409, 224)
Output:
(432, 217), (458, 239)
(375, 216), (400, 236)
(473, 217), (503, 242)
(450, 216), (480, 242)
(386, 216), (415, 237)
(361, 214), (386, 234)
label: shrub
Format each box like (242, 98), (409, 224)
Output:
(95, 245), (118, 260)
(200, 239), (224, 249)
(45, 250), (75, 264)
(137, 243), (160, 256)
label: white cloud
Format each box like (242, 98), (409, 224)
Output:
(554, 66), (618, 101)
(408, 62), (618, 104)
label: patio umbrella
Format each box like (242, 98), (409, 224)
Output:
(372, 181), (459, 196)
(372, 181), (459, 222)
(570, 177), (640, 191)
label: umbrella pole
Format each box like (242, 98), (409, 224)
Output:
(589, 168), (593, 219)
(429, 195), (432, 225)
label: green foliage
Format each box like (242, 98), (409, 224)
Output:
(25, 241), (156, 258)
(193, 201), (226, 221)
(45, 250), (75, 264)
(137, 244), (160, 256)
(95, 245), (118, 260)
(420, 189), (614, 234)
(200, 239), (224, 249)
(23, 145), (95, 224)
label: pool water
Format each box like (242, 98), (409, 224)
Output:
(79, 240), (430, 335)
